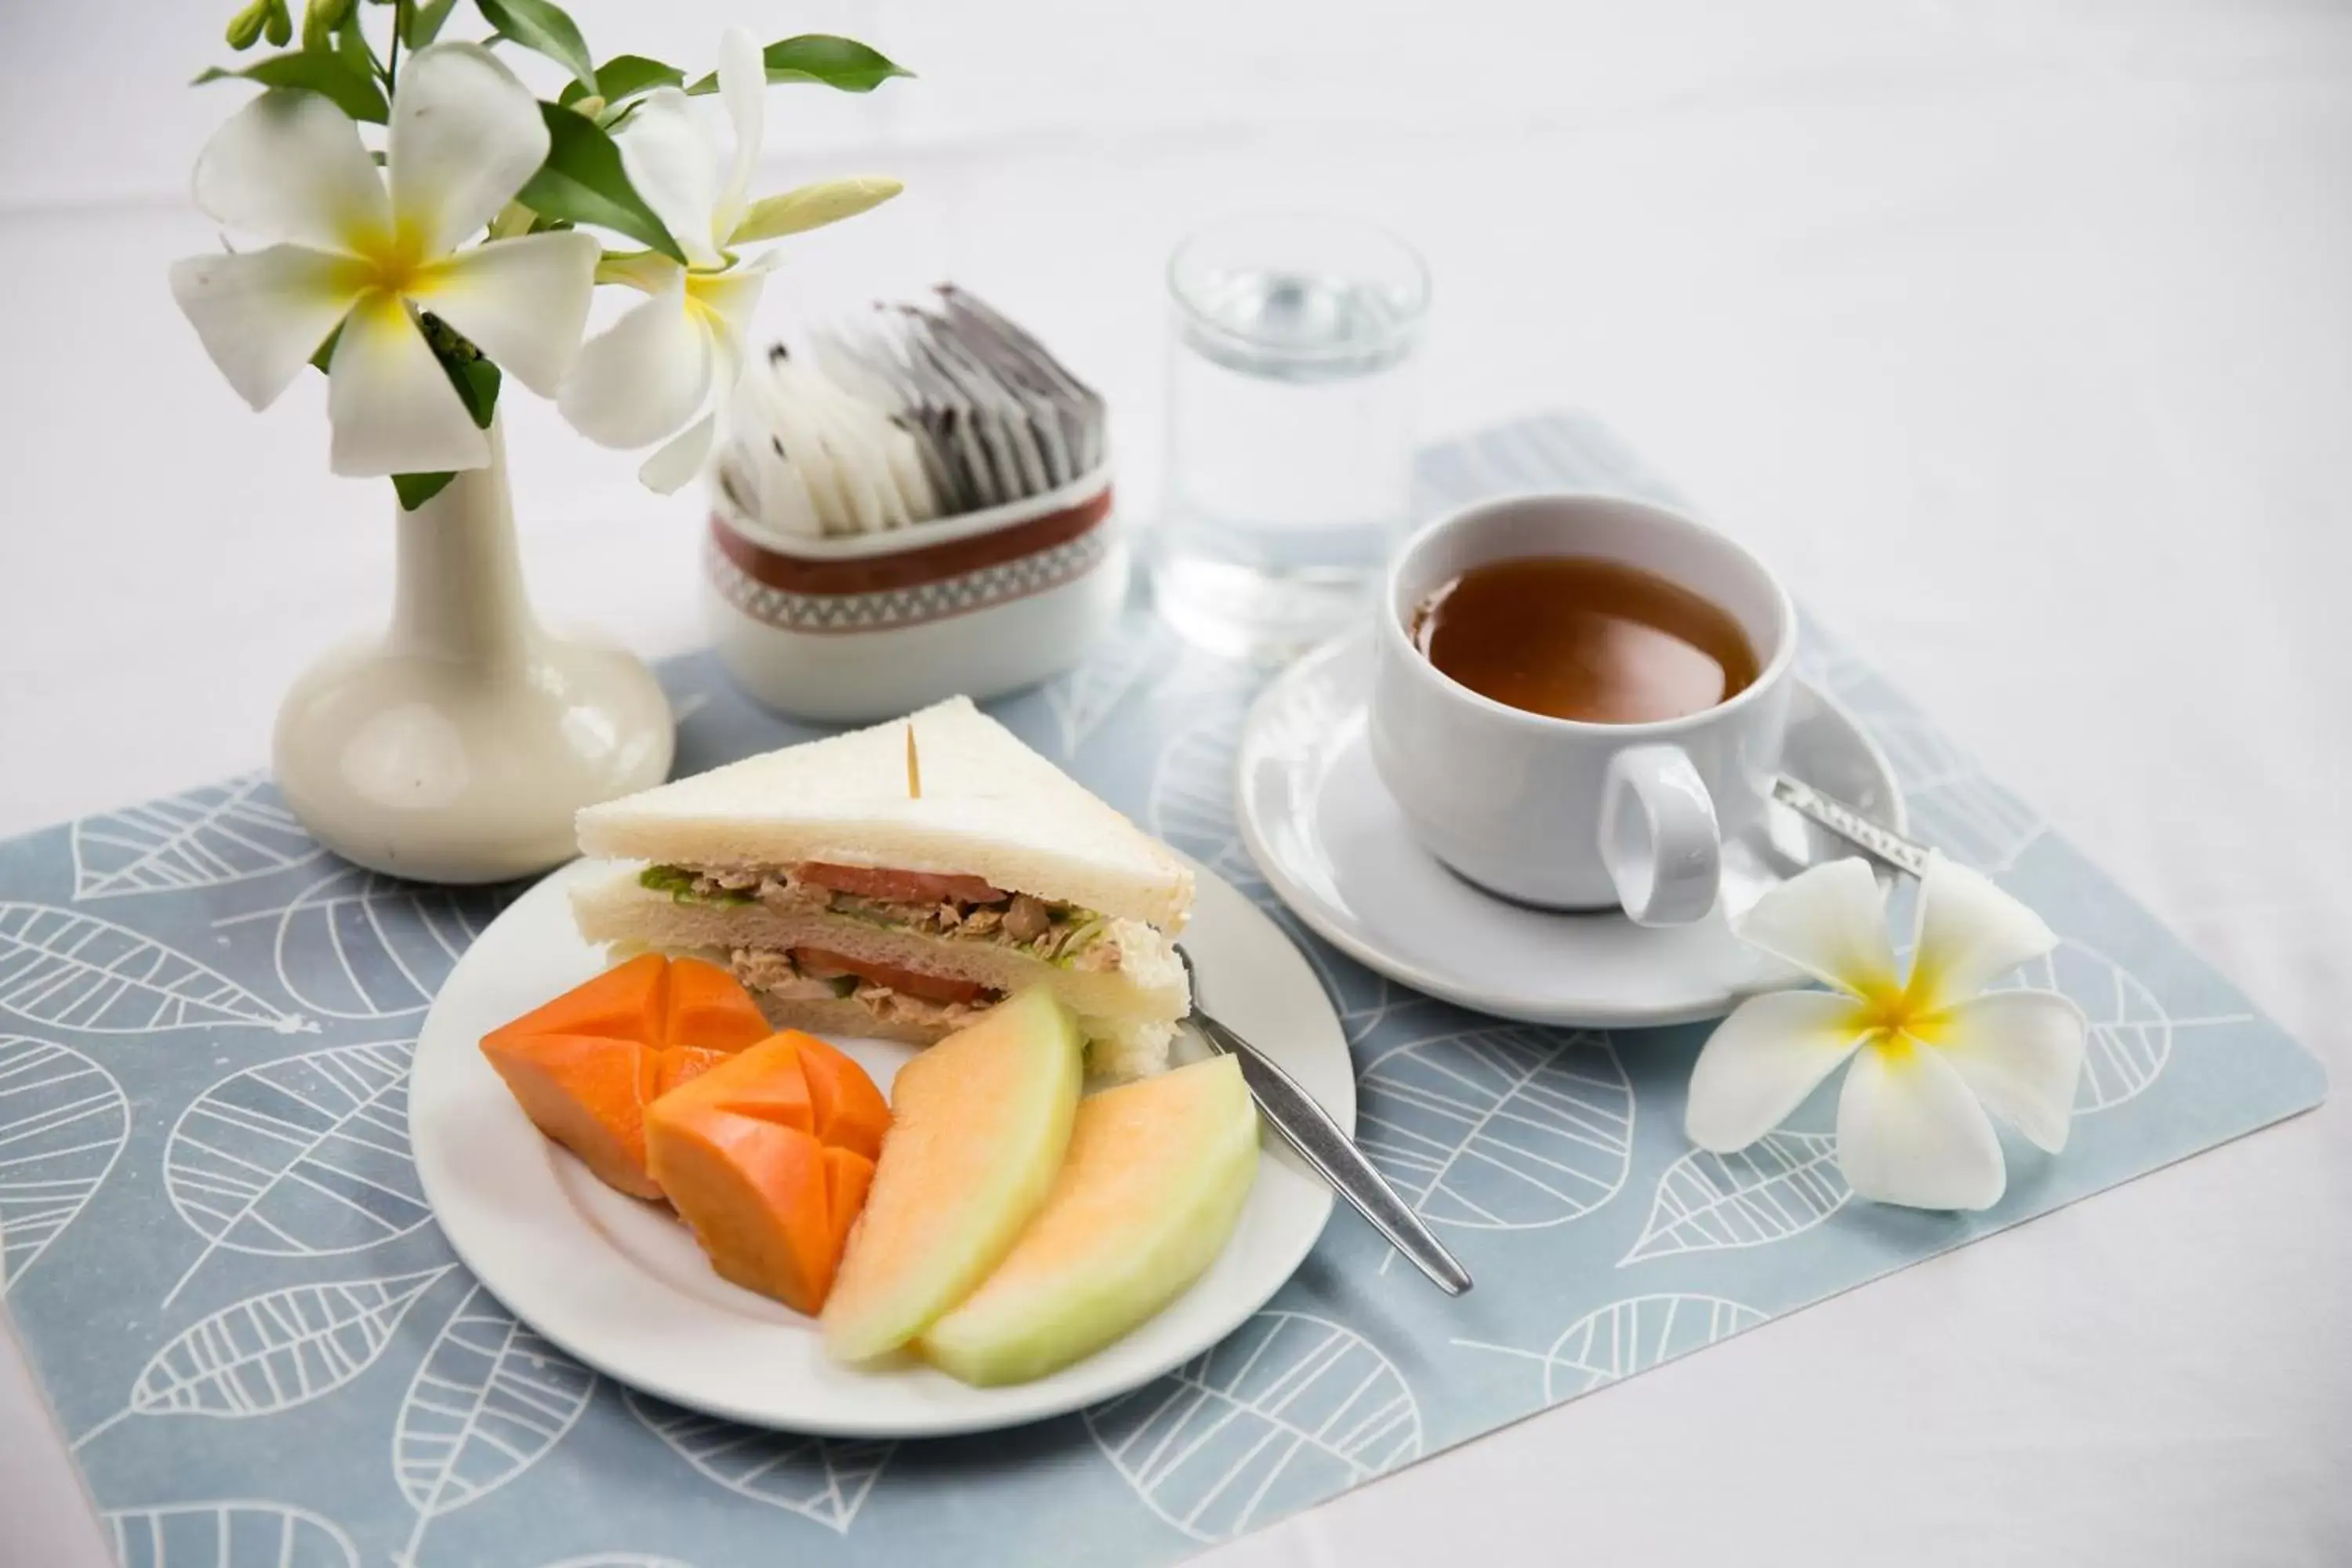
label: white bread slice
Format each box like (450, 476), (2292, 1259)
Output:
(570, 867), (1187, 1025)
(575, 697), (1192, 932)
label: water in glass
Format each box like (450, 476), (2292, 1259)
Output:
(1156, 217), (1426, 659)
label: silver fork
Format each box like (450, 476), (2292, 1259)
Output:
(1176, 947), (1472, 1296)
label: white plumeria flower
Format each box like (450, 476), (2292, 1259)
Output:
(557, 27), (775, 494)
(1685, 854), (2087, 1210)
(169, 44), (601, 477)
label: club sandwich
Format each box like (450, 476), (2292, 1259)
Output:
(571, 696), (1192, 1076)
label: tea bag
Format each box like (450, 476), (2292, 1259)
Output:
(813, 325), (967, 516)
(724, 285), (1105, 536)
(728, 351), (939, 539)
(937, 284), (1105, 477)
(906, 304), (1057, 497)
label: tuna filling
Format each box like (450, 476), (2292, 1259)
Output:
(642, 862), (1120, 971)
(728, 946), (1002, 1033)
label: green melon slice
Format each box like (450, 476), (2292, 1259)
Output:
(822, 985), (1084, 1363)
(920, 1054), (1260, 1386)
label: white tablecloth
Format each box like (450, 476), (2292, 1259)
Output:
(4, 1), (2348, 1563)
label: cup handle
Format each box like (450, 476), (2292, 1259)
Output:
(1599, 744), (1722, 927)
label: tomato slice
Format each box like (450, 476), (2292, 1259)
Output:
(797, 862), (1007, 906)
(791, 948), (995, 1006)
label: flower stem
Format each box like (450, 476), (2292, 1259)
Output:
(386, 0), (408, 93)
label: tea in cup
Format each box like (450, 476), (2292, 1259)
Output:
(1368, 495), (1797, 924)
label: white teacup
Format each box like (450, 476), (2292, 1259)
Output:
(1368, 495), (1797, 925)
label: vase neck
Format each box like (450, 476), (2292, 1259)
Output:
(389, 419), (537, 666)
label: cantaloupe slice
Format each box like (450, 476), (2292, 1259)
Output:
(647, 1031), (890, 1313)
(479, 953), (771, 1199)
(920, 1054), (1259, 1385)
(822, 987), (1084, 1363)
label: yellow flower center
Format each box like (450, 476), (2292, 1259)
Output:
(343, 218), (434, 298)
(1848, 981), (1950, 1060)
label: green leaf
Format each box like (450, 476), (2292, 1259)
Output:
(412, 315), (502, 429)
(194, 49), (389, 122)
(390, 324), (501, 511)
(308, 322), (342, 373)
(514, 103), (688, 263)
(727, 175), (902, 245)
(557, 53), (682, 107)
(448, 354), (501, 429)
(331, 2), (372, 76)
(686, 34), (913, 96)
(474, 0), (597, 93)
(393, 470), (456, 510)
(405, 0), (458, 46)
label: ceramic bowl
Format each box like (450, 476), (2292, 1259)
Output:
(702, 464), (1124, 723)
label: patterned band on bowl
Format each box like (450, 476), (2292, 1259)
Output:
(707, 487), (1116, 634)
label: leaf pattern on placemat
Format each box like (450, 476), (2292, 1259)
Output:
(1862, 715), (2045, 873)
(624, 1390), (893, 1535)
(0, 1034), (128, 1294)
(100, 1268), (451, 1436)
(1619, 1132), (1849, 1265)
(394, 1284), (598, 1560)
(1356, 1026), (1633, 1229)
(1147, 713), (1264, 891)
(162, 1040), (426, 1303)
(1043, 622), (1168, 757)
(1537, 1294), (1768, 1401)
(107, 1501), (358, 1568)
(1085, 1311), (1421, 1544)
(71, 774), (322, 902)
(2000, 940), (2205, 1115)
(1457, 1294), (1766, 1406)
(0, 904), (303, 1033)
(263, 869), (514, 1021)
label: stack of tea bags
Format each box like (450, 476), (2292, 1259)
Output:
(717, 286), (1107, 540)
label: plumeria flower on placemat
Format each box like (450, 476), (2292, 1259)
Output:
(559, 27), (902, 492)
(1686, 855), (2087, 1210)
(169, 43), (599, 477)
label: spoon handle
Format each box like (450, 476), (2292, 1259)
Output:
(1772, 774), (1933, 880)
(1189, 1006), (1473, 1297)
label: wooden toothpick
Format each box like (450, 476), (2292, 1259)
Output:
(906, 724), (922, 799)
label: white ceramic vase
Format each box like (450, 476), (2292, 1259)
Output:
(273, 419), (674, 884)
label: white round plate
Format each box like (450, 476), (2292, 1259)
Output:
(1236, 634), (1907, 1028)
(411, 859), (1345, 1438)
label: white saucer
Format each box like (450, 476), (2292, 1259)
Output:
(1236, 635), (1907, 1029)
(410, 858), (1345, 1438)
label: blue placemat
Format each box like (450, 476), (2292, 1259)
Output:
(5, 415), (2322, 1568)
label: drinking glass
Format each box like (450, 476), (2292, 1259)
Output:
(1153, 213), (1429, 659)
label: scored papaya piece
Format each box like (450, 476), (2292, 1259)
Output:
(478, 1033), (664, 1200)
(666, 956), (775, 1052)
(655, 1044), (735, 1098)
(480, 954), (774, 1200)
(822, 1145), (878, 1256)
(795, 1036), (891, 1161)
(651, 1112), (840, 1312)
(647, 1032), (889, 1315)
(483, 951), (669, 1055)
